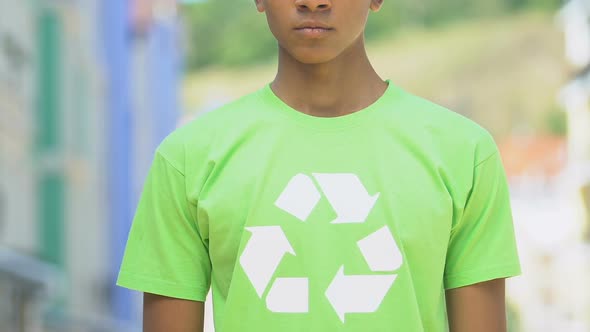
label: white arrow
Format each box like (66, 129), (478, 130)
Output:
(357, 226), (403, 272)
(312, 173), (380, 224)
(266, 277), (309, 313)
(275, 174), (322, 222)
(239, 226), (296, 297)
(325, 266), (397, 323)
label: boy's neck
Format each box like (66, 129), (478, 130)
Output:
(271, 36), (388, 118)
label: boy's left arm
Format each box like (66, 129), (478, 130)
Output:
(446, 278), (507, 332)
(444, 136), (521, 332)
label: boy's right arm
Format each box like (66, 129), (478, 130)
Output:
(144, 293), (205, 332)
(117, 144), (211, 331)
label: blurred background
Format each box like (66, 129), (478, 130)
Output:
(0, 0), (588, 331)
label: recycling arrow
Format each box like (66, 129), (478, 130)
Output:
(357, 226), (403, 272)
(312, 173), (380, 224)
(266, 277), (309, 313)
(325, 266), (397, 323)
(239, 226), (296, 297)
(275, 174), (322, 222)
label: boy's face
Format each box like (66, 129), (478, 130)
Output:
(255, 0), (383, 64)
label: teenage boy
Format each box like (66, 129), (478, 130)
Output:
(117, 1), (521, 331)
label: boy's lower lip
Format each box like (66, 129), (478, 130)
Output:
(294, 27), (333, 38)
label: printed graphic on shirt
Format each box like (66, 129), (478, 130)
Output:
(239, 173), (403, 323)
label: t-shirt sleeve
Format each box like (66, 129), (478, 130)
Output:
(116, 148), (211, 301)
(443, 144), (521, 290)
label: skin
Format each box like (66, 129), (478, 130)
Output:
(257, 0), (388, 118)
(446, 279), (508, 332)
(143, 293), (204, 332)
(144, 1), (508, 331)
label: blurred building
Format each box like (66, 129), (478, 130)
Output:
(558, 0), (590, 239)
(0, 0), (181, 330)
(500, 2), (590, 331)
(500, 136), (590, 332)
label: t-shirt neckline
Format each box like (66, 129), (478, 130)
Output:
(259, 79), (397, 130)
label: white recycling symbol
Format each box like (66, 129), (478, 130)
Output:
(239, 173), (403, 323)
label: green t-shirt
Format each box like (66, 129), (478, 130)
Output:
(117, 81), (521, 331)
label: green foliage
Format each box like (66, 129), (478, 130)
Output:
(181, 0), (562, 71)
(507, 301), (522, 332)
(182, 1), (276, 69)
(544, 106), (568, 136)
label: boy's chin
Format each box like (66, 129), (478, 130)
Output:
(282, 47), (339, 65)
(288, 49), (341, 65)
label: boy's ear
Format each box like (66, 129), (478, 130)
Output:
(254, 0), (265, 12)
(370, 0), (384, 12)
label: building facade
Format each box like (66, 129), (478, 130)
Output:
(0, 0), (180, 330)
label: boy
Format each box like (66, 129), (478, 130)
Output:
(117, 0), (521, 331)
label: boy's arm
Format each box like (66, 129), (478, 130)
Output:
(445, 278), (507, 332)
(144, 293), (205, 332)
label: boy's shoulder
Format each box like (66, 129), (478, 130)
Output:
(180, 89), (263, 137)
(399, 88), (489, 135)
(156, 88), (262, 168)
(392, 87), (498, 163)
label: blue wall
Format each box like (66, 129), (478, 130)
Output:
(101, 0), (134, 322)
(101, 0), (181, 323)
